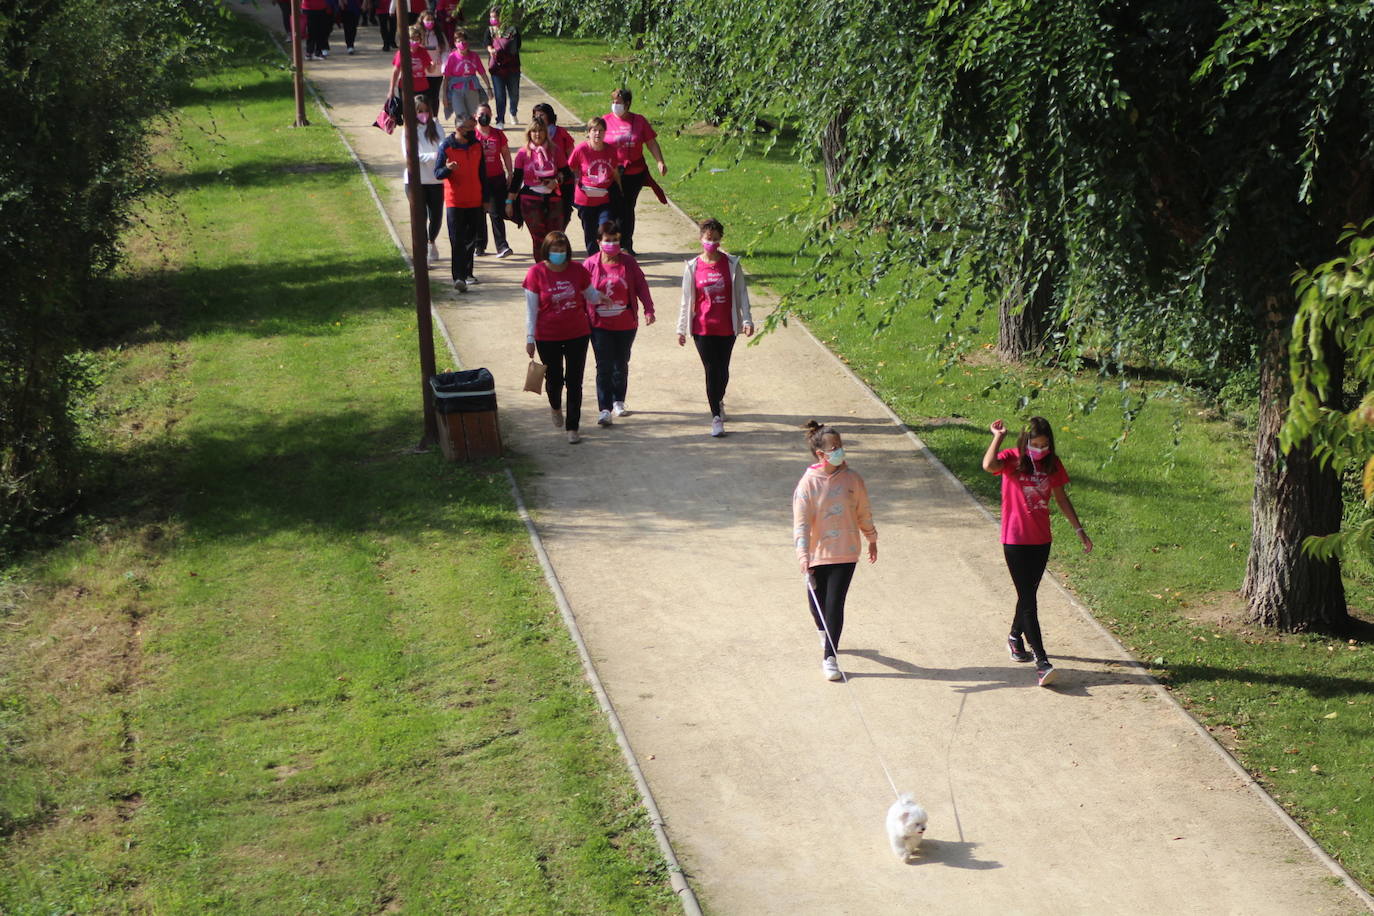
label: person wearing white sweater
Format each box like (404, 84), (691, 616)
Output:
(676, 218), (754, 437)
(401, 95), (446, 262)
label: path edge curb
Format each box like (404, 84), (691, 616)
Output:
(251, 18), (704, 913)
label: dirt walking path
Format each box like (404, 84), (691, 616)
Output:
(243, 9), (1368, 914)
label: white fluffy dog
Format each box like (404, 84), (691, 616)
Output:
(885, 795), (928, 860)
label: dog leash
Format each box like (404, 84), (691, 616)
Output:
(808, 578), (902, 801)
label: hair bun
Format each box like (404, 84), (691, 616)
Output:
(803, 420), (821, 431)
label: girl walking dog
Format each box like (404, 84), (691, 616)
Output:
(982, 417), (1092, 686)
(793, 422), (877, 681)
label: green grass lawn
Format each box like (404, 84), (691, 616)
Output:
(0, 18), (676, 915)
(521, 33), (1374, 889)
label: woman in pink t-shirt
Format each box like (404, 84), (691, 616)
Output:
(522, 231), (600, 444)
(583, 219), (653, 427)
(506, 123), (570, 255)
(982, 416), (1093, 687)
(676, 218), (754, 438)
(792, 421), (878, 681)
(441, 30), (493, 124)
(568, 117), (624, 256)
(603, 87), (667, 256)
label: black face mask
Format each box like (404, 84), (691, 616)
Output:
(477, 115), (491, 126)
(460, 130), (475, 141)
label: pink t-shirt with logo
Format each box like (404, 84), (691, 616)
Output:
(513, 145), (566, 194)
(582, 253), (653, 331)
(995, 448), (1070, 545)
(523, 262), (593, 340)
(568, 143), (618, 206)
(692, 257), (733, 336)
(602, 111), (657, 174)
(443, 49), (487, 81)
(476, 127), (508, 178)
(393, 44), (433, 91)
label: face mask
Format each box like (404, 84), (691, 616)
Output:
(423, 20), (434, 29)
(823, 447), (846, 467)
(548, 250), (569, 266)
(611, 103), (627, 117)
(1027, 446), (1049, 461)
(460, 129), (475, 141)
(417, 112), (430, 124)
(600, 241), (621, 255)
(489, 18), (499, 27)
(477, 115), (491, 126)
(701, 239), (720, 253)
(456, 42), (468, 52)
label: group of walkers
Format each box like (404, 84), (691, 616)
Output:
(378, 16), (750, 442)
(359, 9), (1091, 689)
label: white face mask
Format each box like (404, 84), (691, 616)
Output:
(611, 102), (627, 117)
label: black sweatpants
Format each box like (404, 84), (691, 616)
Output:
(618, 169), (647, 253)
(692, 333), (736, 418)
(535, 336), (590, 431)
(1004, 542), (1053, 663)
(590, 327), (636, 411)
(445, 206), (483, 282)
(808, 562), (857, 659)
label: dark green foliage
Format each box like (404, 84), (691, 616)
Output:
(0, 0), (224, 549)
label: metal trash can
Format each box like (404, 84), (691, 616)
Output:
(429, 368), (502, 460)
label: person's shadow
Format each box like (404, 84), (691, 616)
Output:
(839, 648), (1160, 697)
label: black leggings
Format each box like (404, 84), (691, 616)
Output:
(407, 182), (443, 244)
(692, 333), (736, 418)
(808, 562), (856, 659)
(535, 335), (590, 431)
(1004, 542), (1052, 662)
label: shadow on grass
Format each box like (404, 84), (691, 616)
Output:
(83, 404), (513, 543)
(94, 257), (409, 348)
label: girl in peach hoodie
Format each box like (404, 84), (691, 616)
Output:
(792, 421), (878, 681)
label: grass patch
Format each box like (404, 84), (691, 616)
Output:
(0, 17), (675, 914)
(521, 32), (1374, 889)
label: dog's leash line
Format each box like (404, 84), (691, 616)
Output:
(946, 691), (968, 843)
(809, 580), (902, 801)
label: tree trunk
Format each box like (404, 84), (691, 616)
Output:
(821, 114), (845, 197)
(1241, 296), (1348, 631)
(996, 244), (1051, 360)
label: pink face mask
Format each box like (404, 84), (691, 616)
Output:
(417, 112), (430, 123)
(701, 239), (721, 253)
(1027, 446), (1049, 460)
(600, 241), (621, 255)
(456, 42), (468, 52)
(423, 20), (434, 29)
(489, 18), (499, 26)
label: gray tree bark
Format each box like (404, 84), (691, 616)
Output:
(1242, 296), (1348, 631)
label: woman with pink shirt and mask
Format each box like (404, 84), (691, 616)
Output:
(793, 421), (878, 681)
(441, 29), (494, 125)
(676, 218), (753, 438)
(982, 416), (1093, 687)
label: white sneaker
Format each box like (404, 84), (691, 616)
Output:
(427, 242), (440, 262)
(319, 48), (328, 58)
(453, 278), (466, 293)
(710, 416), (724, 437)
(821, 657), (842, 681)
(567, 429), (581, 444)
(551, 408), (564, 429)
(496, 247), (513, 259)
(597, 409), (612, 427)
(611, 401), (627, 417)
(495, 120), (506, 129)
(465, 275), (479, 284)
(347, 45), (355, 55)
